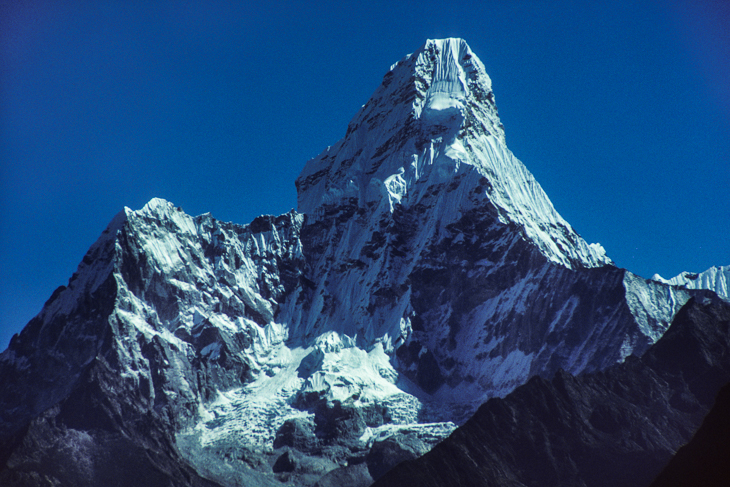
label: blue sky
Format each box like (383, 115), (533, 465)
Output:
(1, 0), (729, 350)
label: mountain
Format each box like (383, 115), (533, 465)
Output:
(653, 265), (730, 301)
(373, 293), (730, 487)
(0, 38), (720, 486)
(650, 381), (730, 487)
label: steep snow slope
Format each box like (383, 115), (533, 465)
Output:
(653, 265), (729, 300)
(297, 38), (609, 270)
(0, 39), (710, 486)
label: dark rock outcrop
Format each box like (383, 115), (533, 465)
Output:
(366, 432), (429, 481)
(0, 357), (221, 487)
(650, 382), (730, 487)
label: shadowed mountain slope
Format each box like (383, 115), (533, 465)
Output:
(374, 294), (730, 487)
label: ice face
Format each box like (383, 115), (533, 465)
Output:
(296, 38), (609, 270)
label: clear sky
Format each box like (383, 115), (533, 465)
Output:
(1, 0), (729, 350)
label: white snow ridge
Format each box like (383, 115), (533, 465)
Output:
(652, 265), (729, 300)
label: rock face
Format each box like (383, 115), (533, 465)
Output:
(373, 294), (730, 487)
(650, 382), (730, 487)
(0, 38), (723, 486)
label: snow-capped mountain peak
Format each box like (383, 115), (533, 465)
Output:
(296, 38), (502, 217)
(296, 38), (609, 269)
(4, 39), (718, 487)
